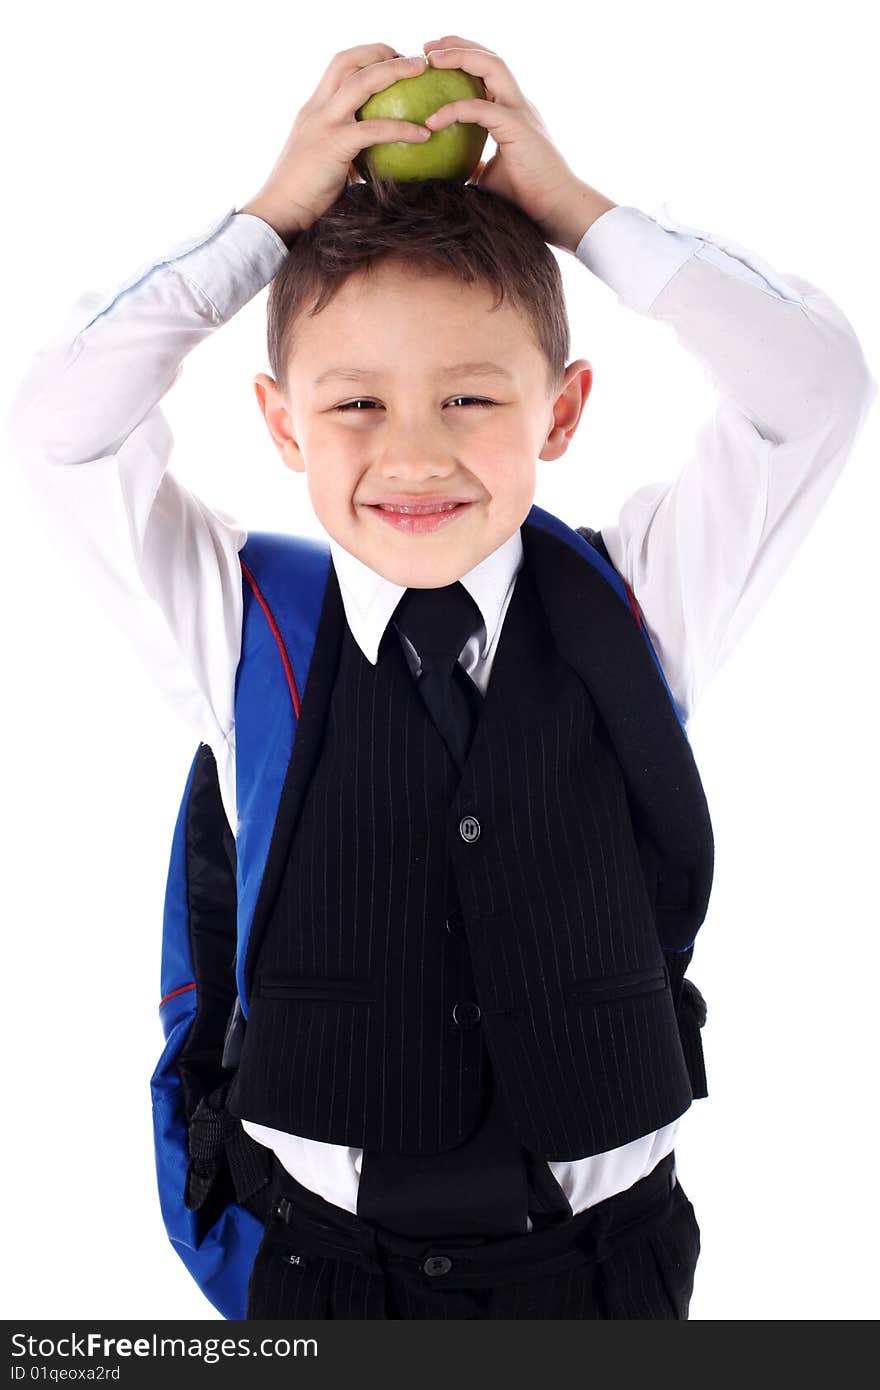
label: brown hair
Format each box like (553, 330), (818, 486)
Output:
(266, 175), (570, 399)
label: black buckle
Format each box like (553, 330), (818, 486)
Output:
(274, 1196), (294, 1224)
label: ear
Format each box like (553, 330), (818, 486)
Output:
(253, 372), (306, 474)
(539, 360), (593, 462)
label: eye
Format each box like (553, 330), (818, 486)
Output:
(333, 397), (495, 411)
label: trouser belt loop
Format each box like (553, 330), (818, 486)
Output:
(354, 1219), (389, 1277)
(578, 1199), (615, 1269)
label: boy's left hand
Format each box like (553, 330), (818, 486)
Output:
(422, 36), (591, 252)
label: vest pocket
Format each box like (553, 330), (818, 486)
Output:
(565, 963), (668, 1006)
(257, 975), (376, 1003)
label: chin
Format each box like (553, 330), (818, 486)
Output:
(374, 549), (470, 590)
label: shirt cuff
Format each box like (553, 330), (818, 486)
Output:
(574, 205), (699, 314)
(171, 207), (290, 322)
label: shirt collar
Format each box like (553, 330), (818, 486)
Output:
(325, 526), (524, 666)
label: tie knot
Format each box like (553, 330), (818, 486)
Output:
(392, 581), (482, 666)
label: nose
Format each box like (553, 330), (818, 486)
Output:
(377, 447), (460, 482)
(372, 410), (467, 484)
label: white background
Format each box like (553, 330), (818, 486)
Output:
(1, 0), (877, 1322)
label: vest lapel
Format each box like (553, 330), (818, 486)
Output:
(521, 517), (713, 948)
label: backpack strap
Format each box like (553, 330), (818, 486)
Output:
(158, 741), (273, 1234)
(577, 525), (630, 600)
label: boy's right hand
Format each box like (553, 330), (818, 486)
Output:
(237, 45), (430, 242)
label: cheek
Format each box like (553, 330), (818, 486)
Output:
(480, 443), (536, 497)
(300, 433), (361, 504)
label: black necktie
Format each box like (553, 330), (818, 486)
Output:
(356, 581), (571, 1238)
(391, 581), (484, 774)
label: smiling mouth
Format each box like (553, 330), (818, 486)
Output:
(372, 501), (463, 515)
(365, 500), (475, 533)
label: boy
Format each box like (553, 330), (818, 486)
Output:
(5, 36), (875, 1320)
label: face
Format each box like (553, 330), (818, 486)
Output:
(253, 260), (593, 589)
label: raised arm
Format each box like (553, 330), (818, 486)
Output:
(574, 203), (878, 723)
(3, 208), (287, 828)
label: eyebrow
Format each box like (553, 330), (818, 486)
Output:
(312, 361), (515, 386)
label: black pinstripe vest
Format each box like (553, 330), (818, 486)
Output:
(226, 524), (713, 1161)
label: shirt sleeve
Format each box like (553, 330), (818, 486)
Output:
(574, 203), (878, 724)
(3, 206), (289, 829)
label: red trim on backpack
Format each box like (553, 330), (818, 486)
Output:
(623, 580), (643, 630)
(159, 981), (197, 1009)
(240, 558), (302, 719)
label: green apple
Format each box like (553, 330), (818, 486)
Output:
(355, 67), (488, 183)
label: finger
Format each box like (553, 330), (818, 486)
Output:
(423, 36), (498, 55)
(423, 97), (510, 139)
(425, 46), (519, 105)
(333, 53), (427, 117)
(351, 119), (432, 153)
(312, 44), (407, 102)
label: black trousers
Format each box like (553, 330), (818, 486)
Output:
(245, 1150), (700, 1319)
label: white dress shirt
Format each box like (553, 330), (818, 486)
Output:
(4, 198), (876, 1222)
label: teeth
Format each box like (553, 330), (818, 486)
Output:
(378, 502), (460, 514)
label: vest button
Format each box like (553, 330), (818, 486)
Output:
(446, 913), (465, 937)
(423, 1254), (453, 1277)
(459, 815), (481, 843)
(453, 1001), (481, 1028)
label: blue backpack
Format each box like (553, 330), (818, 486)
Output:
(149, 507), (709, 1319)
